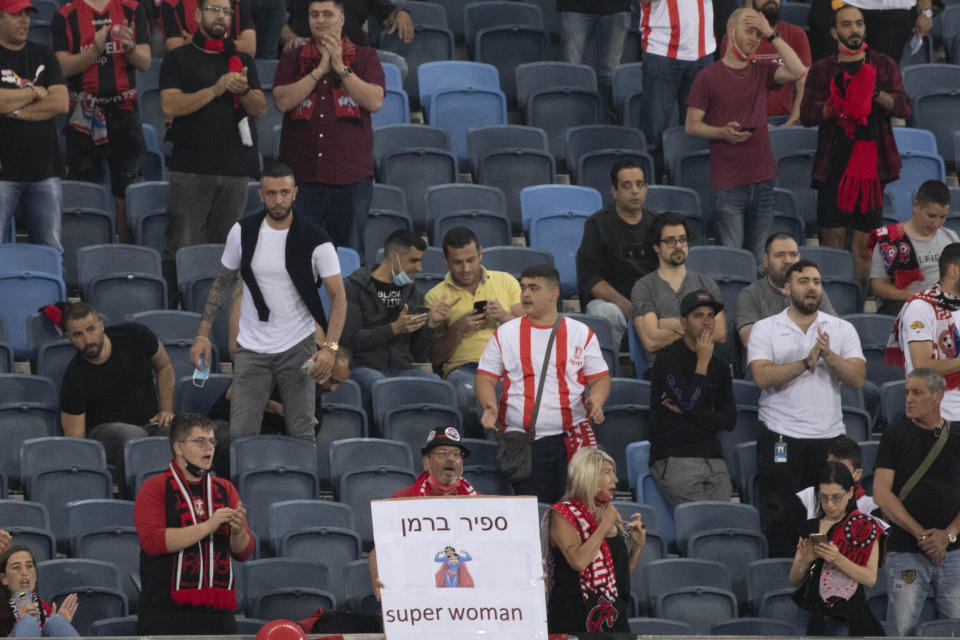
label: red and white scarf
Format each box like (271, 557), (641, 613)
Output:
(411, 472), (478, 496)
(886, 285), (960, 391)
(551, 499), (618, 604)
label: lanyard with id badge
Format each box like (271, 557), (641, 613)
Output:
(774, 434), (787, 463)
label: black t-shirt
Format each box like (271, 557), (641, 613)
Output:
(60, 323), (160, 428)
(159, 44), (260, 176)
(875, 417), (960, 553)
(372, 278), (404, 320)
(160, 0), (253, 42)
(0, 41), (65, 182)
(576, 206), (658, 306)
(556, 0), (630, 13)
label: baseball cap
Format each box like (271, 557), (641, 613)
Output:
(0, 0), (37, 13)
(680, 289), (724, 317)
(421, 426), (471, 458)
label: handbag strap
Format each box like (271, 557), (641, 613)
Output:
(899, 420), (951, 502)
(526, 317), (562, 441)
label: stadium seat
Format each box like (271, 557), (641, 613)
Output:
(242, 558), (336, 621)
(464, 0), (542, 52)
(662, 126), (709, 183)
(735, 441), (759, 506)
(674, 501), (762, 554)
(686, 528), (768, 604)
(0, 500), (56, 561)
(174, 372), (232, 415)
(746, 557), (794, 616)
(62, 180), (112, 212)
(887, 151), (948, 222)
(230, 436), (319, 547)
(565, 125), (654, 206)
(339, 466), (418, 547)
(769, 128), (819, 231)
(879, 380), (905, 426)
(122, 436), (170, 497)
(520, 184), (602, 234)
(612, 62), (643, 129)
(474, 149), (555, 230)
(37, 558), (127, 635)
(893, 126), (938, 154)
(527, 211), (590, 297)
(342, 559), (379, 614)
(328, 438), (415, 493)
(771, 188), (805, 245)
(0, 271), (67, 358)
(267, 500), (361, 580)
(127, 309), (200, 341)
(0, 317), (9, 373)
(654, 587), (738, 635)
(481, 246), (554, 279)
(65, 499), (140, 610)
(628, 618), (692, 635)
(61, 207), (116, 292)
(644, 185), (704, 240)
(916, 619), (960, 637)
(0, 376), (59, 485)
(425, 183), (510, 246)
(316, 405), (369, 487)
(799, 246), (855, 280)
(372, 62), (411, 128)
(125, 181), (168, 254)
(76, 244), (165, 320)
(365, 185), (412, 266)
(902, 63), (960, 169)
(821, 279), (863, 316)
(613, 501), (666, 613)
(382, 404), (462, 455)
(0, 243), (62, 279)
(467, 124), (549, 174)
(564, 313), (618, 376)
(642, 556), (732, 607)
(379, 25), (455, 103)
(370, 376), (457, 432)
(712, 617), (798, 636)
(686, 246), (757, 281)
(475, 26), (549, 105)
(89, 616), (138, 636)
(175, 243), (225, 299)
(378, 144), (458, 232)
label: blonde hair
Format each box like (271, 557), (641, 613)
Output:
(562, 447), (617, 516)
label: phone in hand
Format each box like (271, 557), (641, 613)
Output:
(808, 533), (829, 545)
(739, 126), (757, 133)
(474, 300), (488, 314)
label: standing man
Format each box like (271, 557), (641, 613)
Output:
(800, 4), (910, 283)
(0, 0), (68, 249)
(808, 0), (933, 63)
(52, 0), (151, 243)
(558, 0), (630, 109)
(869, 180), (956, 316)
(189, 163), (346, 443)
(737, 232), (837, 347)
(648, 290), (736, 504)
(748, 259), (866, 556)
(134, 414), (255, 635)
(686, 8), (807, 256)
(476, 264), (611, 504)
(874, 368), (960, 636)
(425, 226), (522, 436)
(637, 0), (715, 164)
(160, 0), (256, 55)
(281, 0), (414, 50)
(718, 0), (811, 126)
(631, 213), (727, 356)
(273, 0), (383, 255)
(160, 0), (266, 304)
(576, 160), (659, 350)
(886, 244), (960, 422)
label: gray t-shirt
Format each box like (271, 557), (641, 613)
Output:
(631, 269), (723, 320)
(869, 226), (959, 285)
(736, 277), (837, 331)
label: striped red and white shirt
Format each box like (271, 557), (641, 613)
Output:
(477, 316), (609, 438)
(639, 0), (715, 61)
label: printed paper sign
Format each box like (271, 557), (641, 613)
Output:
(372, 495), (548, 640)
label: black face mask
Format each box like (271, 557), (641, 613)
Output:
(184, 459), (209, 478)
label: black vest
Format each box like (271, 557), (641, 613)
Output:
(238, 210), (333, 328)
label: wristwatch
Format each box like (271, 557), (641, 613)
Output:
(767, 31), (781, 42)
(919, 8), (933, 17)
(948, 530), (957, 544)
(337, 66), (354, 80)
(322, 341), (340, 352)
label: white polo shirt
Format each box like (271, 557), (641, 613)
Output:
(898, 297), (960, 419)
(747, 309), (865, 439)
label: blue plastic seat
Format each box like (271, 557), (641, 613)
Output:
(37, 558), (128, 635)
(175, 243), (225, 297)
(902, 63), (960, 168)
(0, 377), (59, 486)
(735, 441), (759, 506)
(880, 380), (905, 426)
(475, 148), (554, 230)
(527, 211), (590, 297)
(674, 501), (762, 553)
(466, 124), (549, 173)
(481, 246), (553, 279)
(798, 246), (855, 280)
(383, 404), (462, 455)
(370, 376), (457, 431)
(422, 82), (507, 163)
(713, 617), (798, 636)
(0, 317), (11, 374)
(89, 616), (138, 636)
(628, 617), (692, 635)
(771, 187), (805, 245)
(122, 436), (170, 498)
(686, 528), (768, 604)
(464, 1), (542, 52)
(612, 62), (644, 129)
(328, 438), (415, 492)
(746, 557), (793, 616)
(61, 207), (116, 291)
(565, 125), (654, 206)
(0, 271), (67, 358)
(887, 151), (948, 221)
(654, 586), (738, 635)
(339, 466), (418, 547)
(127, 309), (200, 341)
(62, 180), (111, 212)
(124, 181), (168, 250)
(343, 558), (379, 614)
(893, 126), (938, 154)
(644, 185), (704, 240)
(380, 149), (458, 232)
(242, 558), (336, 620)
(475, 25), (549, 105)
(65, 499), (140, 610)
(642, 556), (732, 606)
(686, 246), (756, 281)
(174, 372), (232, 415)
(379, 25), (455, 102)
(768, 129), (818, 230)
(267, 500), (361, 583)
(365, 187), (412, 266)
(0, 500), (56, 561)
(76, 244), (165, 320)
(516, 62), (600, 160)
(0, 244), (62, 279)
(520, 184), (602, 234)
(371, 66), (411, 129)
(425, 183), (509, 246)
(230, 436), (319, 547)
(821, 278), (863, 316)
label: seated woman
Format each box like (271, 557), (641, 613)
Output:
(0, 547), (80, 638)
(789, 461), (886, 636)
(545, 448), (645, 634)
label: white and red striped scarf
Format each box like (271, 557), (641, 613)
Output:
(411, 472), (478, 496)
(552, 498), (618, 604)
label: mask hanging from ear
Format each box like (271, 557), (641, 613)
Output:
(837, 40), (867, 56)
(392, 255), (413, 286)
(730, 31), (757, 62)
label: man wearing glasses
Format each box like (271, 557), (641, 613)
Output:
(161, 0), (256, 56)
(630, 213), (727, 361)
(159, 0), (266, 306)
(135, 414), (255, 635)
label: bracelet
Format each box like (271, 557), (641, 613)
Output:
(194, 335), (211, 343)
(767, 31), (780, 42)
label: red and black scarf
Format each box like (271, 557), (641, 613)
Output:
(551, 499), (619, 632)
(291, 36), (361, 122)
(818, 510), (886, 607)
(192, 32), (243, 108)
(886, 285), (960, 390)
(865, 222), (922, 288)
(827, 60), (880, 214)
(163, 461), (237, 609)
(410, 471), (478, 496)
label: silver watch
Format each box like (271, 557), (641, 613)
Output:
(919, 8), (933, 17)
(948, 530), (957, 544)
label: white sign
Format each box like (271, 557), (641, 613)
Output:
(371, 496), (548, 640)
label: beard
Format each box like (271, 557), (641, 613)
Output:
(759, 2), (780, 27)
(837, 30), (865, 50)
(790, 289), (820, 315)
(266, 204), (293, 221)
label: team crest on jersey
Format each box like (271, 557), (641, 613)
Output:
(939, 325), (960, 357)
(193, 497), (206, 518)
(910, 320), (925, 330)
(569, 345), (583, 368)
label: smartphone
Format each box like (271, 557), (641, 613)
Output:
(740, 126), (757, 133)
(809, 533), (829, 545)
(474, 300), (488, 314)
(410, 312), (429, 321)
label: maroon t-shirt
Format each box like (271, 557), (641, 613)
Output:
(718, 21), (811, 116)
(687, 59), (780, 191)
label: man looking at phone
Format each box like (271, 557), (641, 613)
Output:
(425, 227), (522, 436)
(342, 229), (452, 425)
(686, 7), (807, 256)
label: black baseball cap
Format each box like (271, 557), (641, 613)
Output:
(680, 289), (724, 317)
(421, 426), (471, 458)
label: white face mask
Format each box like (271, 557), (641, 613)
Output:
(392, 255), (413, 286)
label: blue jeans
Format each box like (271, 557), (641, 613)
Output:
(640, 51), (713, 153)
(585, 298), (627, 350)
(446, 363), (479, 437)
(713, 179), (774, 258)
(560, 11), (630, 98)
(885, 550), (960, 636)
(251, 0), (285, 58)
(11, 614), (79, 637)
(295, 179), (373, 258)
(350, 366), (441, 435)
(0, 178), (63, 251)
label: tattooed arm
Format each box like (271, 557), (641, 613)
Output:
(189, 265), (239, 369)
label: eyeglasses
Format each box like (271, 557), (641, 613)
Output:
(430, 448), (464, 459)
(182, 437), (217, 448)
(818, 492), (848, 504)
(201, 6), (234, 16)
(660, 236), (688, 248)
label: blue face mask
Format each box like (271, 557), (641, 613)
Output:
(193, 354), (210, 388)
(392, 255), (413, 286)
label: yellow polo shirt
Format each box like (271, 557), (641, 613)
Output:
(425, 267), (522, 375)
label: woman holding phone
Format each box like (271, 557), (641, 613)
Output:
(789, 461), (886, 635)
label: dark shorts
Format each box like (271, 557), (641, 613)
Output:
(816, 181), (882, 233)
(64, 106), (144, 198)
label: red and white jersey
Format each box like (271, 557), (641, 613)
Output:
(639, 0), (715, 61)
(477, 316), (609, 438)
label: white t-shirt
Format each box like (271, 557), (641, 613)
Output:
(846, 0), (914, 12)
(221, 221), (340, 354)
(638, 0), (716, 60)
(747, 309), (865, 439)
(898, 297), (960, 419)
(477, 316), (609, 438)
